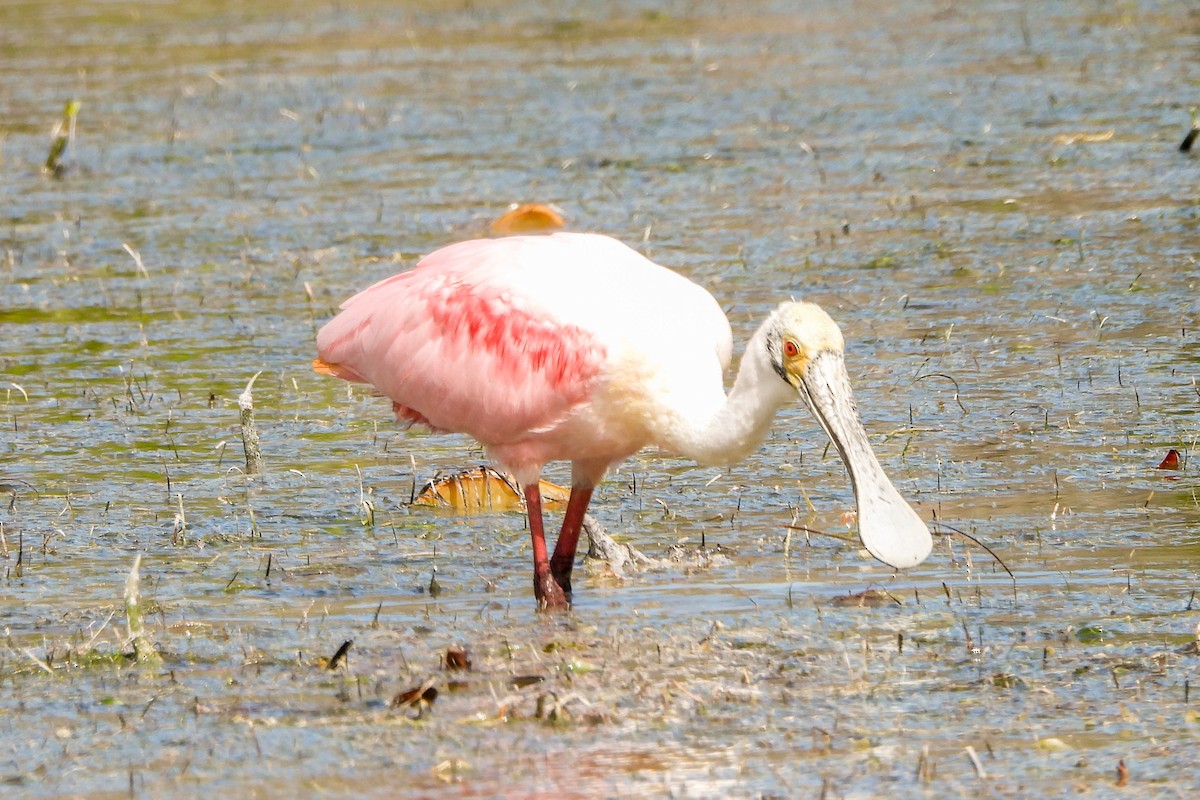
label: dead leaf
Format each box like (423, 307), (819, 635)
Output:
(414, 467), (568, 512)
(443, 647), (472, 671)
(326, 639), (353, 670)
(490, 203), (565, 235)
(393, 683), (438, 709)
(1156, 449), (1181, 470)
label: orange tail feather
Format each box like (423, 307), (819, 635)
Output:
(312, 357), (364, 382)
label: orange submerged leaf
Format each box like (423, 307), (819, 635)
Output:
(490, 203), (565, 235)
(414, 467), (569, 512)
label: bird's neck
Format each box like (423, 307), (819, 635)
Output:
(665, 323), (793, 466)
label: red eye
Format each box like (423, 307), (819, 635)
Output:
(783, 341), (799, 357)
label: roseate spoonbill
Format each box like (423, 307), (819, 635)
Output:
(314, 232), (931, 608)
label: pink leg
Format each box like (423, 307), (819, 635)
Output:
(525, 484), (567, 610)
(550, 482), (595, 595)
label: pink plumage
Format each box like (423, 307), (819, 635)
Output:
(316, 233), (731, 484)
(318, 239), (606, 442)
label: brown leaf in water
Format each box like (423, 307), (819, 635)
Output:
(490, 203), (565, 235)
(443, 647), (472, 671)
(1156, 449), (1181, 470)
(413, 467), (568, 512)
(393, 684), (438, 709)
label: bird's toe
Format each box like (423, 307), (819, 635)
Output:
(534, 570), (571, 611)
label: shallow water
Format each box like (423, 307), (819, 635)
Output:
(2, 0), (1200, 797)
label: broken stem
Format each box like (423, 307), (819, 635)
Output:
(239, 371), (264, 476)
(125, 554), (162, 666)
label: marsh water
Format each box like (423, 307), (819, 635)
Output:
(2, 0), (1199, 796)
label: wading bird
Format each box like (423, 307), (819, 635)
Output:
(314, 233), (931, 608)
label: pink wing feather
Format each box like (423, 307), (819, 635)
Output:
(316, 237), (607, 445)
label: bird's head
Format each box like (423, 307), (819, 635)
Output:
(764, 302), (845, 386)
(764, 302), (932, 570)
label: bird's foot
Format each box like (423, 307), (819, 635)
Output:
(534, 570), (571, 611)
(549, 560), (573, 596)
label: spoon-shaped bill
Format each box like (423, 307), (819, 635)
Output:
(798, 351), (932, 569)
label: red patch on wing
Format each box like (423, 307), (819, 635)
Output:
(427, 282), (604, 407)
